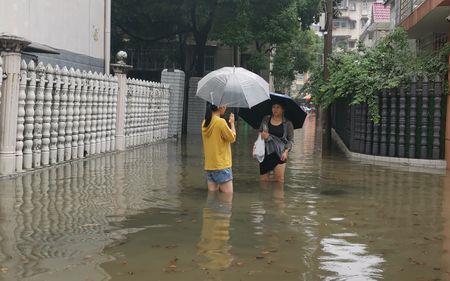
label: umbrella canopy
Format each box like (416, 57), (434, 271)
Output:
(196, 67), (270, 108)
(238, 93), (307, 129)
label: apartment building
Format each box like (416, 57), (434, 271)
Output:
(360, 1), (392, 47)
(333, 0), (375, 50)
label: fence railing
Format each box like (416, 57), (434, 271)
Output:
(399, 0), (426, 23)
(0, 43), (185, 176)
(125, 79), (170, 147)
(332, 75), (445, 160)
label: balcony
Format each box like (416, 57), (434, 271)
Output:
(400, 0), (426, 21)
(399, 0), (450, 39)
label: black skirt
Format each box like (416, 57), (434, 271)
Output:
(259, 152), (286, 175)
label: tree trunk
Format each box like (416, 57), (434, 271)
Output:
(194, 39), (206, 76)
(321, 0), (333, 154)
(177, 33), (187, 72)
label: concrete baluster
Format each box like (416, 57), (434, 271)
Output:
(41, 64), (54, 166)
(49, 65), (61, 164)
(72, 69), (82, 159)
(64, 68), (75, 161)
(111, 75), (118, 151)
(84, 71), (93, 156)
(97, 75), (104, 153)
(57, 66), (69, 162)
(15, 60), (27, 171)
(90, 72), (99, 155)
(32, 62), (45, 168)
(78, 70), (87, 158)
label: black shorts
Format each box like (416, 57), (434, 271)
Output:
(259, 152), (285, 175)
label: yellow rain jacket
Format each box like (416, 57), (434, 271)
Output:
(201, 115), (236, 170)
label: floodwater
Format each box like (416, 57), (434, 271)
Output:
(0, 115), (449, 281)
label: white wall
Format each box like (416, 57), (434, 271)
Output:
(0, 0), (105, 59)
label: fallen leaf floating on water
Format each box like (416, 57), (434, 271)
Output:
(285, 236), (296, 243)
(260, 250), (270, 255)
(408, 257), (426, 266)
(167, 258), (178, 269)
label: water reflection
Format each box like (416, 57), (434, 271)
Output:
(319, 233), (384, 281)
(196, 191), (233, 270)
(0, 142), (180, 281)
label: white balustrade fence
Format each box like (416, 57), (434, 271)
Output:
(125, 79), (170, 148)
(0, 57), (3, 103)
(2, 57), (173, 175)
(16, 61), (119, 171)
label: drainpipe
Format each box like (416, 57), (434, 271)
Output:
(104, 0), (111, 74)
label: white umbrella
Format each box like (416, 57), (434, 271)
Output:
(196, 67), (270, 108)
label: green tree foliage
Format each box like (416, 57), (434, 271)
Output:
(113, 0), (224, 76)
(112, 0), (322, 76)
(272, 30), (322, 91)
(306, 28), (450, 123)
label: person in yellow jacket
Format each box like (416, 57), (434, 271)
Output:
(201, 103), (236, 194)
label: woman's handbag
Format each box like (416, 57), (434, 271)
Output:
(252, 134), (265, 163)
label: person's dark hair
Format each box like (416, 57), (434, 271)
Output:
(204, 102), (219, 127)
(272, 101), (286, 110)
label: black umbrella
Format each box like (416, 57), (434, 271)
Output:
(238, 92), (307, 129)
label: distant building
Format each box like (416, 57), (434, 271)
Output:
(0, 0), (111, 73)
(360, 1), (392, 47)
(290, 72), (310, 97)
(333, 0), (375, 50)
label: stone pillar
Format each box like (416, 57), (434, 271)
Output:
(186, 77), (205, 135)
(111, 51), (132, 151)
(161, 69), (185, 138)
(0, 34), (30, 175)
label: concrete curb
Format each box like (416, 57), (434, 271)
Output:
(332, 128), (447, 172)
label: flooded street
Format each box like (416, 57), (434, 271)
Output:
(0, 115), (449, 281)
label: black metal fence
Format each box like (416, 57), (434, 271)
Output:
(331, 75), (446, 159)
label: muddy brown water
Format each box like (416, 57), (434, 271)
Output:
(0, 115), (449, 281)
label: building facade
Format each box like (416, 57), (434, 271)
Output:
(360, 1), (392, 47)
(392, 0), (448, 51)
(333, 0), (375, 50)
(0, 0), (110, 73)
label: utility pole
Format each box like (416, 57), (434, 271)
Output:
(320, 0), (333, 153)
